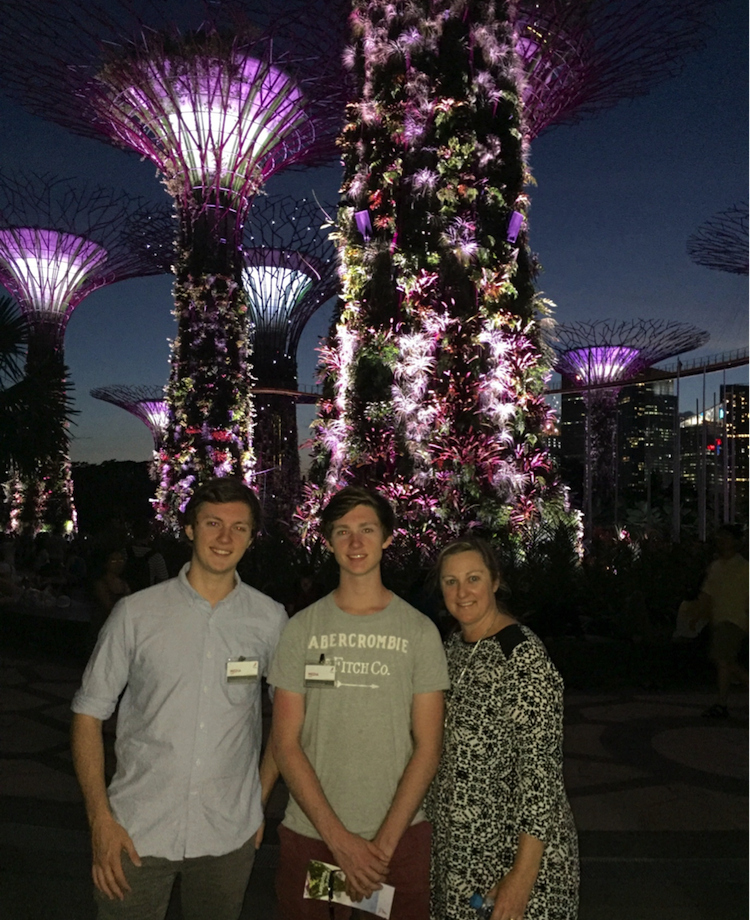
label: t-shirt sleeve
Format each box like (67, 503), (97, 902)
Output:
(412, 617), (450, 694)
(267, 612), (308, 694)
(262, 600), (289, 679)
(71, 598), (133, 721)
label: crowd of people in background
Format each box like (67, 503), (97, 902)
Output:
(0, 524), (175, 626)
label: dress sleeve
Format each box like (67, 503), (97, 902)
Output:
(504, 638), (565, 843)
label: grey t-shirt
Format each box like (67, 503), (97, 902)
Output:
(268, 592), (449, 840)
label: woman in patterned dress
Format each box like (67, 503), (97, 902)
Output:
(428, 537), (578, 920)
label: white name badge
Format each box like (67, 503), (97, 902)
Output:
(226, 658), (259, 683)
(304, 663), (336, 689)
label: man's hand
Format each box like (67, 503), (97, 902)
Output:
(90, 813), (141, 901)
(329, 831), (389, 901)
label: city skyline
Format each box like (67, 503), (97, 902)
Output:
(0, 0), (746, 467)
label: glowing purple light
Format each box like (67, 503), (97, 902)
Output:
(136, 400), (169, 442)
(354, 210), (373, 241)
(91, 387), (170, 451)
(0, 228), (107, 315)
(111, 55), (309, 194)
(560, 346), (643, 385)
(242, 247), (319, 339)
(506, 210), (524, 243)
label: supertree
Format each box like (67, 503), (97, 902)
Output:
(515, 0), (708, 141)
(0, 0), (345, 526)
(0, 173), (172, 533)
(553, 319), (709, 525)
(687, 203), (749, 276)
(242, 195), (337, 524)
(90, 385), (169, 456)
(297, 0), (570, 559)
(296, 0), (710, 558)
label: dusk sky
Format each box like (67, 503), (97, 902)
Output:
(0, 0), (747, 466)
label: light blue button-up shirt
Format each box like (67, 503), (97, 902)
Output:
(72, 564), (287, 859)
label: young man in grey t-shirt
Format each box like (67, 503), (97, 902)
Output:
(269, 486), (449, 919)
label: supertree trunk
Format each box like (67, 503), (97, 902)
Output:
(254, 393), (302, 525)
(155, 201), (254, 523)
(586, 390), (618, 523)
(300, 0), (565, 555)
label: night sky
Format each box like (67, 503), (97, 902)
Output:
(0, 0), (746, 466)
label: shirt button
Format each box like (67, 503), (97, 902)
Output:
(195, 759), (201, 766)
(207, 651), (213, 659)
(203, 686), (209, 693)
(200, 723), (205, 729)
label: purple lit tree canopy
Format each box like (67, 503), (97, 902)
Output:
(0, 174), (172, 364)
(515, 0), (709, 140)
(687, 202), (749, 276)
(300, 0), (571, 557)
(242, 194), (337, 520)
(243, 195), (337, 388)
(554, 319), (711, 390)
(90, 385), (169, 453)
(552, 318), (709, 518)
(558, 346), (643, 387)
(0, 0), (345, 526)
(0, 173), (172, 533)
(0, 1), (344, 214)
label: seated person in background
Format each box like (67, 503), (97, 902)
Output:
(691, 524), (749, 719)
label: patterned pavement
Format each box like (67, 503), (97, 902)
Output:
(0, 621), (747, 920)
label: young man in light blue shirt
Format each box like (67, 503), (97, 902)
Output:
(71, 477), (287, 920)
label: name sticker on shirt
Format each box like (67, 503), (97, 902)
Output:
(304, 661), (336, 689)
(226, 658), (259, 683)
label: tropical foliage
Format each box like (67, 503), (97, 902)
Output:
(299, 0), (573, 559)
(0, 295), (76, 528)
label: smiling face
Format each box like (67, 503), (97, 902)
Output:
(185, 500), (254, 580)
(440, 549), (501, 640)
(325, 503), (393, 580)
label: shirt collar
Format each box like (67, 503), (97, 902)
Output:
(177, 562), (242, 605)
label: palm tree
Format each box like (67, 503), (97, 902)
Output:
(0, 294), (75, 483)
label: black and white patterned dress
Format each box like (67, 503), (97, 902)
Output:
(428, 624), (579, 920)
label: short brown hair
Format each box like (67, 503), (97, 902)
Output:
(182, 477), (262, 539)
(432, 536), (508, 596)
(320, 486), (396, 542)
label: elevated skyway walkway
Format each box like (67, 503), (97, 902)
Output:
(547, 346), (748, 396)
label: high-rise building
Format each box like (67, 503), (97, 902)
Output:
(723, 385), (749, 510)
(678, 383), (747, 526)
(618, 378), (677, 501)
(559, 376), (677, 508)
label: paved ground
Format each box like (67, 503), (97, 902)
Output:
(1, 613), (747, 919)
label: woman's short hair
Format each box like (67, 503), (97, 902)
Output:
(320, 486), (396, 542)
(433, 536), (508, 596)
(181, 477), (262, 539)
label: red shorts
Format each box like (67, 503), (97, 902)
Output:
(275, 821), (431, 920)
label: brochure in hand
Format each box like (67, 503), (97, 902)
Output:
(304, 859), (395, 919)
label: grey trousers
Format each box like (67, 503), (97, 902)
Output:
(94, 836), (256, 920)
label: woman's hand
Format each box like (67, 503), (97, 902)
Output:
(489, 832), (544, 920)
(488, 867), (533, 920)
